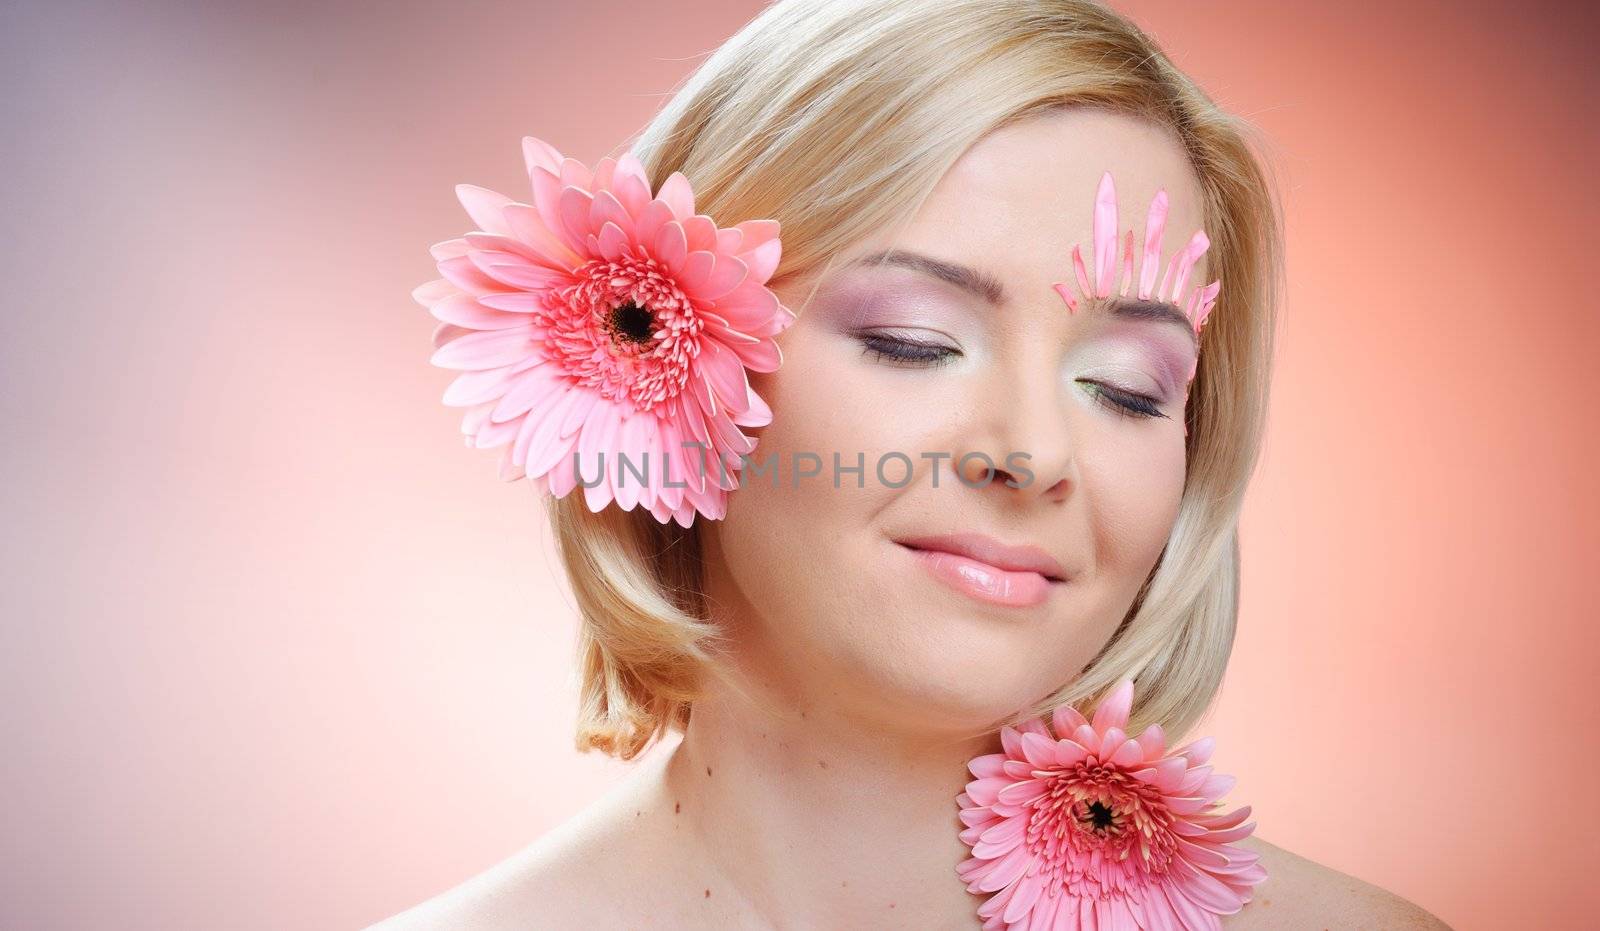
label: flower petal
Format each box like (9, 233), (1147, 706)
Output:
(1172, 855), (1247, 915)
(412, 278), (459, 309)
(1201, 821), (1257, 845)
(527, 166), (567, 246)
(1162, 795), (1214, 816)
(430, 237), (471, 261)
(1097, 726), (1127, 760)
(455, 183), (514, 236)
(1192, 804), (1252, 831)
(1156, 877), (1218, 931)
(1108, 737), (1144, 768)
(1195, 772), (1236, 801)
(999, 725), (1024, 760)
(1051, 703), (1088, 738)
(976, 813), (1026, 848)
(1138, 756), (1189, 794)
(577, 400), (619, 510)
(1139, 189), (1169, 300)
(697, 253), (749, 303)
(682, 214), (718, 253)
(522, 389), (587, 478)
(725, 333), (782, 375)
(521, 136), (563, 177)
(715, 226), (743, 254)
(975, 843), (1030, 893)
(1001, 872), (1045, 925)
(609, 151), (652, 219)
(1175, 736), (1215, 768)
(677, 250), (716, 299)
(500, 203), (583, 271)
(632, 199), (676, 254)
(711, 276), (783, 331)
(441, 359), (540, 408)
(655, 171), (695, 220)
(696, 335), (752, 416)
(1091, 679), (1135, 733)
(1135, 723), (1166, 761)
(589, 189), (633, 241)
(437, 254), (510, 296)
(468, 250), (567, 290)
(1175, 836), (1232, 871)
(966, 777), (1009, 807)
(968, 753), (1008, 780)
(735, 218), (779, 251)
(430, 325), (538, 371)
(1020, 731), (1059, 768)
(1166, 229), (1211, 308)
(429, 292), (531, 330)
(433, 322), (471, 349)
(1016, 717), (1051, 740)
(740, 236), (782, 283)
(1055, 738), (1090, 767)
(1092, 171), (1118, 296)
(653, 221), (689, 278)
(996, 778), (1049, 807)
(557, 185), (596, 255)
(476, 291), (543, 313)
(596, 220), (631, 263)
(557, 155), (593, 191)
(491, 364), (567, 424)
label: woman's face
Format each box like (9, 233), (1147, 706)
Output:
(703, 108), (1208, 731)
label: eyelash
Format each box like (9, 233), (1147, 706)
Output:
(1086, 384), (1168, 420)
(858, 334), (961, 368)
(857, 334), (1168, 421)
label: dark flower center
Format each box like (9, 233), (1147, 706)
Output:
(1081, 800), (1116, 832)
(607, 301), (656, 346)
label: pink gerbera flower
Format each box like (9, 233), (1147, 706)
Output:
(956, 679), (1267, 930)
(412, 136), (796, 527)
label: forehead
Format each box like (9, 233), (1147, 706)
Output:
(855, 108), (1209, 296)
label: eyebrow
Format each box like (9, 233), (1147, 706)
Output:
(848, 248), (1198, 348)
(852, 249), (1008, 306)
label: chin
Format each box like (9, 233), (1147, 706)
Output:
(822, 615), (1076, 734)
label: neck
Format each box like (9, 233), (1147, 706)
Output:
(658, 671), (999, 928)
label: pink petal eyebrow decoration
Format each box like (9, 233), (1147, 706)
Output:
(1050, 171), (1221, 337)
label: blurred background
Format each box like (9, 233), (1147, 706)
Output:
(2, 0), (1596, 927)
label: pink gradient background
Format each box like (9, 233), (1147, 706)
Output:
(3, 0), (1596, 927)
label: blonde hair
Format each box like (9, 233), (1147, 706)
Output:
(547, 0), (1283, 760)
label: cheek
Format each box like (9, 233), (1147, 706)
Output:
(713, 322), (931, 603)
(738, 322), (950, 513)
(1078, 420), (1188, 577)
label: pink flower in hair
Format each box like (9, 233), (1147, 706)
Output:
(956, 679), (1267, 930)
(413, 137), (796, 527)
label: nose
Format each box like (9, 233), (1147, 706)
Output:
(952, 366), (1075, 504)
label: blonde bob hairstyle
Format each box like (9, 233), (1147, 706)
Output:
(545, 0), (1283, 761)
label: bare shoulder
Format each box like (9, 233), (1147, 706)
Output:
(1226, 835), (1452, 929)
(365, 766), (675, 930)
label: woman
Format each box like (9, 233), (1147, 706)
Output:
(383, 0), (1450, 927)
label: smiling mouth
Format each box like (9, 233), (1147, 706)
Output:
(894, 541), (1066, 609)
(898, 542), (1068, 582)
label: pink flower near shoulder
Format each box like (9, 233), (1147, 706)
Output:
(956, 679), (1267, 930)
(413, 136), (796, 527)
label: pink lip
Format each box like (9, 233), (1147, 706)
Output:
(894, 532), (1068, 609)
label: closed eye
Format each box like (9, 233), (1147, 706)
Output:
(1080, 381), (1167, 420)
(857, 334), (961, 368)
(857, 333), (1170, 421)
